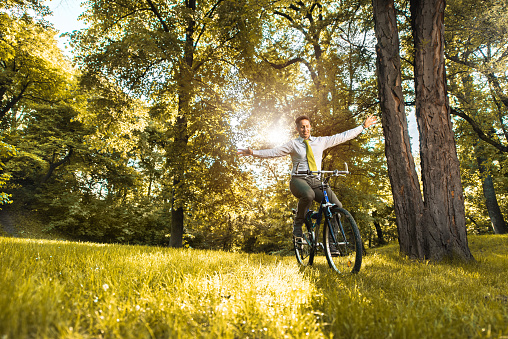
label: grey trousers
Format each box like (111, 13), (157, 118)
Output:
(289, 175), (342, 228)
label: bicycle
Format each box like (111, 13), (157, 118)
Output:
(293, 164), (363, 274)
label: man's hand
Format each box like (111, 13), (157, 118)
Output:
(363, 115), (377, 129)
(237, 148), (253, 156)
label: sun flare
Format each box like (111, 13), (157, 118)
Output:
(265, 126), (291, 146)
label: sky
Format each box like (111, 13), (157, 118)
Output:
(46, 0), (87, 53)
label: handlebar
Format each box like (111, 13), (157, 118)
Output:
(296, 163), (349, 176)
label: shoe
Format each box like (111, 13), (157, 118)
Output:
(293, 224), (303, 238)
(328, 243), (341, 257)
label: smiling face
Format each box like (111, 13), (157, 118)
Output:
(296, 119), (311, 140)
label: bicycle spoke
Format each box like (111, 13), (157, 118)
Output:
(323, 208), (362, 273)
(295, 225), (315, 266)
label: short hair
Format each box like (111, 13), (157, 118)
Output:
(295, 115), (311, 126)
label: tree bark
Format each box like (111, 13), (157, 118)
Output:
(373, 221), (386, 245)
(410, 0), (473, 260)
(169, 0), (195, 248)
(476, 145), (508, 234)
(372, 0), (425, 258)
(169, 115), (188, 248)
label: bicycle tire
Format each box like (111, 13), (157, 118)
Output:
(294, 222), (315, 266)
(323, 207), (362, 273)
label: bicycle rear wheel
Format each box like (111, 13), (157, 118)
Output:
(294, 222), (315, 266)
(323, 207), (362, 273)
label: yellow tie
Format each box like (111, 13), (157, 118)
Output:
(304, 139), (317, 172)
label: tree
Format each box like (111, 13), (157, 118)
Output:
(373, 0), (473, 260)
(0, 13), (71, 126)
(0, 138), (16, 206)
(73, 0), (260, 247)
(476, 143), (508, 234)
(0, 6), (80, 212)
(445, 0), (508, 234)
(445, 0), (508, 152)
(411, 0), (472, 260)
(242, 0), (389, 236)
(1, 0), (49, 16)
(447, 69), (508, 234)
(372, 0), (425, 256)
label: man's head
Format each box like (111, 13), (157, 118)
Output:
(295, 115), (311, 139)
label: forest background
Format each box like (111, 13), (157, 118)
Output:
(1, 0), (507, 253)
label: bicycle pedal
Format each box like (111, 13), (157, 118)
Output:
(293, 236), (304, 243)
(294, 237), (304, 250)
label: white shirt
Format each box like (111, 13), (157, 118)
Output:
(253, 125), (364, 176)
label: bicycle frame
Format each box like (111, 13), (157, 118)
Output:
(294, 163), (363, 273)
(300, 165), (349, 248)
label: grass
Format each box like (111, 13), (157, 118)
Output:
(0, 235), (507, 338)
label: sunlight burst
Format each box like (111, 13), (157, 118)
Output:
(265, 126), (292, 146)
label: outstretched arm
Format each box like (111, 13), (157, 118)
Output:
(238, 140), (294, 158)
(323, 115), (378, 149)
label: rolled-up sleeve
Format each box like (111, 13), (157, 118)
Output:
(252, 140), (294, 158)
(323, 126), (364, 149)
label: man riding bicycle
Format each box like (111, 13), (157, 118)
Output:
(238, 115), (377, 239)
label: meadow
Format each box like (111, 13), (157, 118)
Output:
(0, 235), (507, 338)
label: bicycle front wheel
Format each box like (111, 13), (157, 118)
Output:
(295, 223), (315, 266)
(323, 207), (362, 273)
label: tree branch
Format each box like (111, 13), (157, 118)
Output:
(0, 81), (30, 121)
(195, 0), (225, 48)
(450, 107), (508, 152)
(261, 56), (318, 85)
(447, 53), (508, 108)
(273, 10), (294, 23)
(445, 53), (476, 68)
(193, 30), (238, 72)
(39, 146), (74, 185)
(146, 0), (170, 32)
(262, 56), (304, 69)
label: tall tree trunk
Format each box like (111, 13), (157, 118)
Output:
(373, 221), (386, 245)
(476, 144), (508, 234)
(169, 0), (195, 248)
(372, 0), (425, 258)
(410, 0), (473, 260)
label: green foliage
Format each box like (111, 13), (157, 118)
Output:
(445, 0), (508, 232)
(66, 0), (283, 247)
(3, 101), (86, 194)
(0, 7), (84, 217)
(0, 235), (507, 338)
(0, 5), (171, 244)
(0, 138), (16, 205)
(7, 0), (507, 248)
(43, 193), (169, 245)
(0, 13), (73, 125)
(0, 0), (50, 18)
(231, 0), (393, 250)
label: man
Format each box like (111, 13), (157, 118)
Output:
(238, 115), (377, 238)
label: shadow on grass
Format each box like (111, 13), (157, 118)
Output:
(304, 236), (508, 338)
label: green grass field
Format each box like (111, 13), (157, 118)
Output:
(0, 235), (507, 338)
